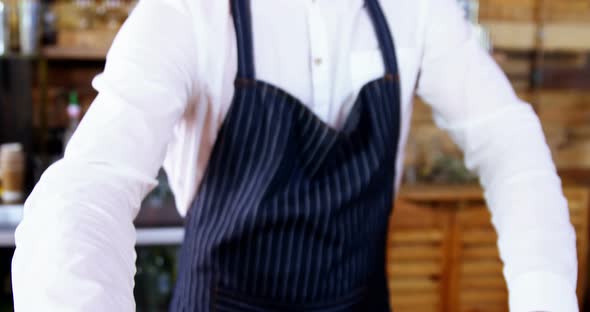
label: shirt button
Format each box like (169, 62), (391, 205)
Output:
(314, 58), (323, 66)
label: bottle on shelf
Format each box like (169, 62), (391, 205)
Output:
(0, 143), (25, 204)
(41, 2), (57, 45)
(63, 91), (82, 154)
(0, 0), (9, 55)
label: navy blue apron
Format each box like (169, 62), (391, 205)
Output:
(171, 0), (401, 310)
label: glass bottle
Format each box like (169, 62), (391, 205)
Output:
(63, 91), (81, 153)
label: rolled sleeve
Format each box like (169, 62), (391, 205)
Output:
(416, 0), (579, 311)
(509, 271), (578, 312)
(11, 0), (197, 310)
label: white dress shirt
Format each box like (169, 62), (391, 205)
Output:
(12, 0), (578, 311)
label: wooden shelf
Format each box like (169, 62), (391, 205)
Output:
(411, 90), (590, 173)
(480, 0), (590, 23)
(0, 205), (23, 227)
(0, 53), (39, 61)
(400, 184), (484, 203)
(0, 226), (185, 248)
(0, 205), (184, 247)
(36, 21), (590, 60)
(483, 20), (590, 52)
(41, 46), (107, 61)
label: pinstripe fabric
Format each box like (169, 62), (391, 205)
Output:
(170, 0), (400, 310)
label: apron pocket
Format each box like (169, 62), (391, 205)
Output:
(212, 286), (366, 312)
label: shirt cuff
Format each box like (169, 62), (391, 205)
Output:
(508, 271), (579, 312)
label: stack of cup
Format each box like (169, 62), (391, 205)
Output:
(0, 143), (25, 204)
(0, 0), (9, 55)
(18, 0), (40, 55)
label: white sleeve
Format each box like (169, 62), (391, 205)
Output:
(11, 0), (197, 310)
(416, 1), (578, 311)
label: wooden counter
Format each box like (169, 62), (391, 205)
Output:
(388, 185), (589, 312)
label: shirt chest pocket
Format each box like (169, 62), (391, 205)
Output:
(349, 47), (419, 103)
(350, 50), (384, 93)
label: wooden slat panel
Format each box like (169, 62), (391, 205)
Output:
(456, 208), (492, 227)
(566, 188), (590, 302)
(565, 189), (590, 209)
(391, 293), (440, 306)
(460, 230), (498, 244)
(480, 0), (535, 21)
(482, 21), (590, 52)
(387, 186), (589, 312)
(544, 24), (590, 51)
(391, 307), (439, 312)
(461, 261), (504, 276)
(389, 246), (442, 261)
(461, 276), (507, 289)
(389, 278), (439, 292)
(387, 199), (447, 311)
(388, 261), (442, 277)
(407, 91), (590, 171)
(551, 140), (590, 169)
(570, 201), (587, 213)
(495, 53), (531, 77)
(571, 217), (585, 228)
(391, 308), (438, 312)
(536, 92), (590, 125)
(460, 291), (508, 303)
(462, 246), (499, 260)
(483, 21), (537, 50)
(400, 185), (484, 203)
(460, 306), (507, 312)
(480, 0), (590, 22)
(545, 1), (590, 22)
(390, 230), (444, 244)
(390, 200), (448, 227)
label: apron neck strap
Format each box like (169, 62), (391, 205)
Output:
(231, 0), (257, 80)
(365, 0), (399, 76)
(230, 0), (400, 81)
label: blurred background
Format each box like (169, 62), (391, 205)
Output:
(0, 0), (589, 311)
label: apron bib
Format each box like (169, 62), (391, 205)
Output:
(171, 0), (402, 310)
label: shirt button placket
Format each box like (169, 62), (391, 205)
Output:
(307, 0), (331, 120)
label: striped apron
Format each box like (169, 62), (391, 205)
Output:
(170, 0), (401, 310)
